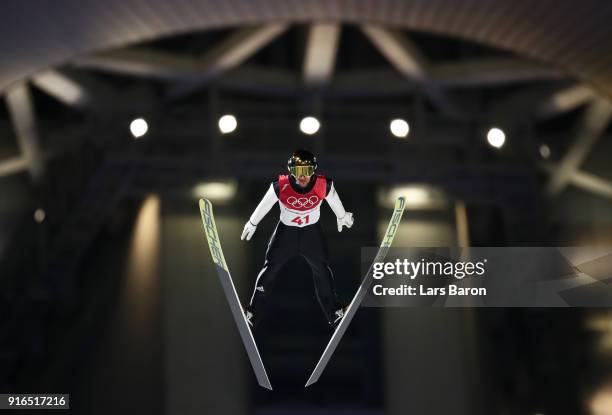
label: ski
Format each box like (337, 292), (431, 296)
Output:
(198, 198), (273, 390)
(305, 196), (406, 387)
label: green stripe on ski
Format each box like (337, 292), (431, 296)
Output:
(381, 196), (405, 248)
(199, 198), (229, 272)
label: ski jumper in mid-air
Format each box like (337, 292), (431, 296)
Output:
(241, 150), (354, 329)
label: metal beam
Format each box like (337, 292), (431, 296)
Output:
(430, 58), (562, 88)
(31, 70), (90, 107)
(72, 48), (206, 80)
(360, 25), (459, 117)
(542, 162), (612, 201)
(489, 87), (549, 126)
(303, 23), (340, 86)
(199, 25), (288, 73)
(0, 156), (28, 177)
(547, 99), (612, 196)
(536, 84), (596, 119)
(168, 24), (289, 100)
(360, 25), (427, 79)
(570, 169), (612, 200)
(0, 123), (92, 179)
(62, 69), (159, 115)
(72, 24), (288, 90)
(5, 82), (45, 183)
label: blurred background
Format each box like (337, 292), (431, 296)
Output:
(1, 1), (612, 414)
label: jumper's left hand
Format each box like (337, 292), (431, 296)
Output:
(241, 220), (257, 241)
(337, 212), (354, 232)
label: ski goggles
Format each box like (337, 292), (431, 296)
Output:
(289, 165), (316, 177)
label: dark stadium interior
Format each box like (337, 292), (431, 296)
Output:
(1, 1), (612, 414)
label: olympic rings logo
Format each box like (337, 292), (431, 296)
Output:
(286, 195), (319, 208)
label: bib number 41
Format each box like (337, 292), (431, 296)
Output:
(291, 215), (310, 226)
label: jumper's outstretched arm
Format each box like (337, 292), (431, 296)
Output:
(241, 184), (278, 241)
(326, 183), (354, 232)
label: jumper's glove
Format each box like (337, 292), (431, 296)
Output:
(241, 220), (257, 241)
(337, 212), (354, 232)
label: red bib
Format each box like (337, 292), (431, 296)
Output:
(278, 174), (327, 212)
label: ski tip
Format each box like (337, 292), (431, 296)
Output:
(257, 372), (273, 390)
(395, 196), (406, 210)
(260, 381), (273, 391)
(198, 198), (210, 209)
(304, 375), (318, 388)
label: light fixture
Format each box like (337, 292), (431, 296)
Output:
(390, 119), (410, 138)
(539, 144), (551, 159)
(299, 116), (320, 135)
(379, 185), (447, 210)
(33, 208), (46, 223)
(192, 181), (238, 203)
(130, 118), (148, 138)
(486, 127), (506, 148)
(218, 114), (238, 134)
(590, 384), (612, 415)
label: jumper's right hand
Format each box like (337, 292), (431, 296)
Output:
(337, 212), (354, 232)
(241, 220), (257, 241)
